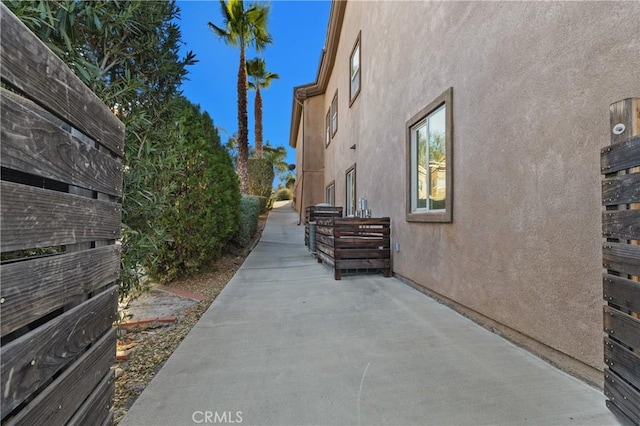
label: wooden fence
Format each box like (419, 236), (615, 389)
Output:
(602, 97), (640, 424)
(315, 217), (391, 280)
(304, 205), (343, 247)
(0, 4), (124, 425)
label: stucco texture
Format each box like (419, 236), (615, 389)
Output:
(308, 1), (640, 373)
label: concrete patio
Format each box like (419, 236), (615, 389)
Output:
(121, 201), (618, 426)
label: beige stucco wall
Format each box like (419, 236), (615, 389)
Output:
(295, 96), (326, 218)
(311, 0), (640, 377)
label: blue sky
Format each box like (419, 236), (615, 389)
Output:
(175, 0), (332, 178)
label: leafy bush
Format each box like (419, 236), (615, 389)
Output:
(275, 188), (293, 201)
(234, 194), (261, 247)
(248, 158), (274, 197)
(150, 98), (240, 281)
(256, 196), (270, 214)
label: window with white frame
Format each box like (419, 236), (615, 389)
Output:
(326, 181), (335, 206)
(350, 33), (361, 104)
(325, 110), (331, 146)
(345, 165), (356, 216)
(406, 88), (453, 222)
(331, 90), (338, 136)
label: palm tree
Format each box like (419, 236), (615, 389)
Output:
(247, 57), (279, 157)
(208, 0), (272, 193)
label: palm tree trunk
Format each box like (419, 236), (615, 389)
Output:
(255, 87), (263, 157)
(237, 44), (249, 193)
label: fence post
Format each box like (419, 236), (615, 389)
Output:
(602, 97), (640, 424)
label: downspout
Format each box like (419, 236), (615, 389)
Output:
(294, 94), (305, 225)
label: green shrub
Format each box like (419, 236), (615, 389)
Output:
(275, 188), (293, 201)
(234, 194), (261, 247)
(248, 158), (274, 197)
(267, 197), (275, 211)
(256, 196), (270, 214)
(149, 98), (240, 281)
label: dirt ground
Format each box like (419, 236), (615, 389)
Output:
(112, 215), (267, 424)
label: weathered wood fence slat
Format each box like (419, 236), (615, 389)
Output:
(1, 3), (124, 424)
(602, 97), (640, 423)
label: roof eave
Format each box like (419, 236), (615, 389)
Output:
(288, 0), (347, 148)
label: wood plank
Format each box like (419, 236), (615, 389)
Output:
(316, 250), (334, 267)
(335, 249), (391, 259)
(602, 172), (640, 206)
(604, 274), (640, 313)
(603, 210), (640, 240)
(1, 89), (123, 196)
(1, 245), (121, 336)
(335, 217), (390, 225)
(1, 181), (121, 252)
(316, 234), (334, 247)
(606, 400), (637, 426)
(609, 98), (640, 145)
(603, 242), (640, 277)
(317, 246), (334, 259)
(604, 337), (640, 391)
(315, 218), (336, 227)
(316, 226), (335, 236)
(335, 258), (391, 269)
(0, 3), (124, 156)
(604, 369), (640, 425)
(604, 305), (640, 349)
(66, 368), (114, 426)
(335, 238), (390, 248)
(602, 135), (640, 175)
(0, 286), (117, 416)
(6, 329), (116, 426)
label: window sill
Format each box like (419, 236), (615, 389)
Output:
(406, 211), (452, 223)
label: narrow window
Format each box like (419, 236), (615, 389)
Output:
(326, 181), (335, 206)
(331, 90), (338, 136)
(345, 165), (356, 216)
(406, 88), (453, 222)
(349, 32), (361, 105)
(325, 110), (331, 146)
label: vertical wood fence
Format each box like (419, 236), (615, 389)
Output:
(602, 97), (640, 424)
(0, 4), (124, 424)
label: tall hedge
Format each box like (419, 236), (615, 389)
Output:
(248, 158), (274, 198)
(234, 194), (261, 247)
(150, 98), (240, 280)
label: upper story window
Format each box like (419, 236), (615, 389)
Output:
(345, 164), (356, 216)
(406, 87), (453, 223)
(325, 110), (331, 146)
(331, 90), (338, 136)
(350, 32), (361, 105)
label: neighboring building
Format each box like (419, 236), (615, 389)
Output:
(289, 1), (640, 385)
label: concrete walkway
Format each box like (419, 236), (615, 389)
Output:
(121, 201), (618, 426)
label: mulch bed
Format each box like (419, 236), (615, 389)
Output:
(112, 215), (267, 424)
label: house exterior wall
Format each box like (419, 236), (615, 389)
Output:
(292, 0), (640, 382)
(294, 95), (326, 218)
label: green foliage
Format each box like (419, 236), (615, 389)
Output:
(275, 188), (293, 201)
(256, 196), (270, 214)
(150, 98), (240, 281)
(234, 194), (261, 247)
(7, 1), (240, 299)
(247, 158), (274, 197)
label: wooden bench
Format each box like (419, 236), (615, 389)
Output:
(305, 205), (343, 247)
(315, 217), (391, 280)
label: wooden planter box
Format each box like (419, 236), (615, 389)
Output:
(315, 217), (391, 280)
(305, 206), (343, 247)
